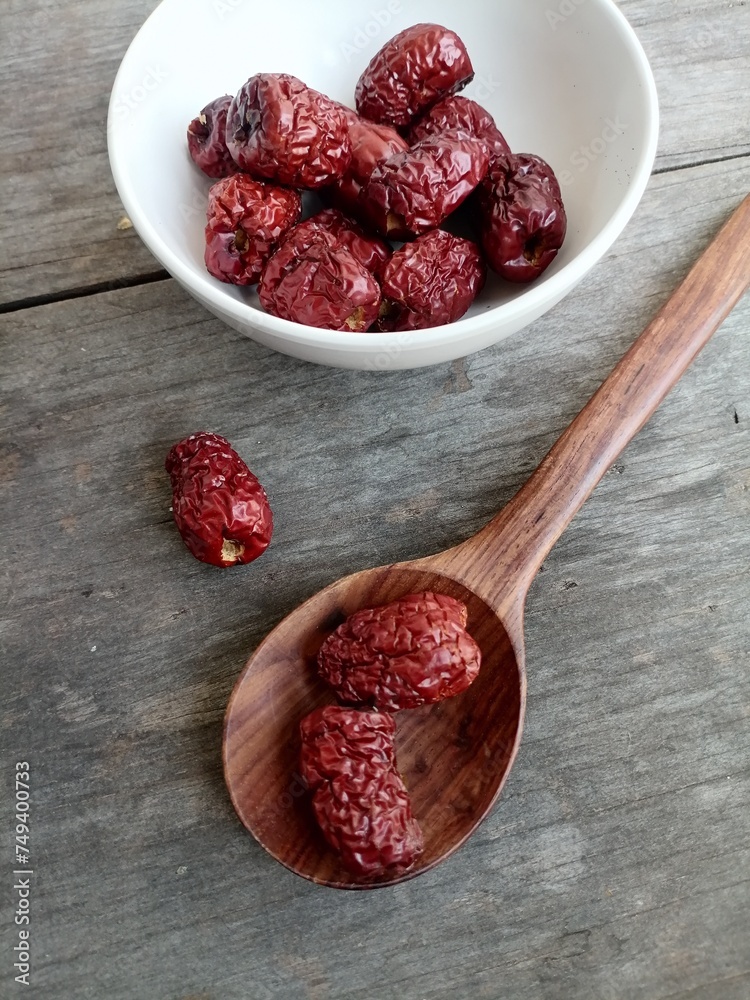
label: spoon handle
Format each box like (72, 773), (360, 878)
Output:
(447, 193), (750, 620)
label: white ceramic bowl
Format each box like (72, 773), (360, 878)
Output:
(108, 0), (658, 370)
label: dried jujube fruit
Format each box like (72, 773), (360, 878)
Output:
(165, 432), (272, 567)
(259, 238), (381, 331)
(363, 131), (490, 240)
(187, 95), (236, 179)
(318, 592), (482, 711)
(407, 94), (510, 161)
(191, 27), (565, 335)
(378, 230), (486, 331)
(327, 109), (409, 218)
(226, 74), (352, 189)
(204, 174), (302, 285)
(299, 706), (424, 877)
(355, 23), (474, 129)
(283, 208), (391, 276)
(477, 152), (567, 282)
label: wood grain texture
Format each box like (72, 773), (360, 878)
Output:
(0, 0), (161, 305)
(619, 0), (750, 172)
(1, 0), (749, 305)
(1, 157), (749, 997)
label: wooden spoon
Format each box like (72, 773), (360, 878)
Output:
(224, 194), (750, 890)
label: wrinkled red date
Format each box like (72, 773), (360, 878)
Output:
(259, 238), (381, 331)
(283, 208), (391, 276)
(355, 23), (474, 129)
(226, 74), (352, 189)
(204, 174), (302, 285)
(318, 592), (482, 710)
(299, 706), (424, 877)
(327, 109), (409, 218)
(407, 94), (510, 161)
(478, 152), (567, 282)
(363, 131), (490, 240)
(165, 432), (272, 567)
(187, 95), (237, 179)
(378, 230), (486, 331)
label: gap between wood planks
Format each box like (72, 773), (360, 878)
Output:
(1, 151), (748, 316)
(0, 270), (170, 315)
(651, 150), (750, 176)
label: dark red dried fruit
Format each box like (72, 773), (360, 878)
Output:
(165, 432), (272, 567)
(283, 208), (391, 276)
(355, 23), (474, 129)
(259, 239), (381, 331)
(318, 592), (482, 710)
(226, 74), (352, 189)
(327, 109), (409, 217)
(378, 230), (486, 331)
(407, 94), (510, 161)
(478, 153), (567, 282)
(204, 174), (302, 285)
(363, 131), (489, 240)
(299, 706), (424, 877)
(187, 95), (236, 179)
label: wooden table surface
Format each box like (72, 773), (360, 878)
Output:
(2, 3), (749, 998)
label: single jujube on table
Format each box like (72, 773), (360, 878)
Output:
(165, 432), (272, 567)
(186, 23), (566, 329)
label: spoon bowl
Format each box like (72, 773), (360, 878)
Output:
(224, 195), (750, 888)
(224, 564), (524, 888)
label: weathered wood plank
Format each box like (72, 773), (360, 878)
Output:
(1, 0), (749, 305)
(1, 156), (748, 998)
(619, 0), (750, 172)
(0, 0), (161, 305)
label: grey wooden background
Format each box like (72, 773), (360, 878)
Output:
(1, 2), (749, 998)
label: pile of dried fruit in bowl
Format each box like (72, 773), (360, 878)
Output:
(187, 23), (567, 332)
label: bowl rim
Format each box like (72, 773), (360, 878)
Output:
(107, 0), (659, 353)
